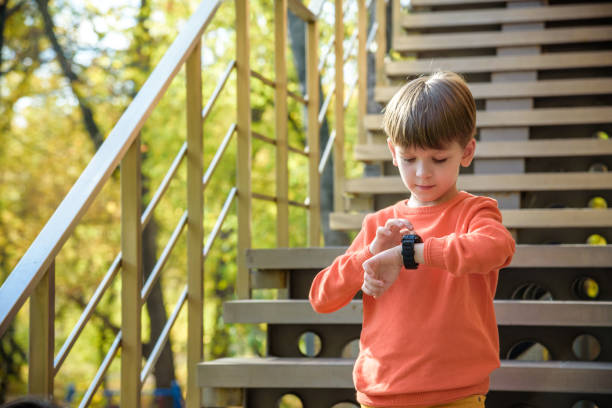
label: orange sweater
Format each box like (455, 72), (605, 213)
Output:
(309, 191), (516, 407)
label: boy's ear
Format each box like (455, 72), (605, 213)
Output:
(460, 138), (476, 167)
(387, 138), (398, 167)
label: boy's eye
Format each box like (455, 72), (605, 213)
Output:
(402, 158), (416, 163)
(433, 158), (447, 163)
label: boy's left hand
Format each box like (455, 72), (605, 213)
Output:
(362, 245), (403, 298)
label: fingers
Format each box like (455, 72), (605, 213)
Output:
(362, 268), (385, 298)
(384, 218), (414, 234)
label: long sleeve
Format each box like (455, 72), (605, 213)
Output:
(309, 215), (375, 313)
(424, 199), (515, 276)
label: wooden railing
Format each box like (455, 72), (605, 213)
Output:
(0, 0), (379, 406)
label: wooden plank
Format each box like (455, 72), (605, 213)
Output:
(385, 51), (612, 77)
(246, 245), (612, 269)
(402, 4), (612, 29)
(355, 139), (612, 162)
(411, 0), (533, 5)
(186, 41), (204, 408)
(375, 0), (386, 86)
(198, 358), (612, 393)
(28, 262), (54, 399)
(344, 173), (612, 194)
(376, 78), (612, 104)
(334, 0), (345, 213)
(224, 299), (612, 327)
(365, 107), (612, 131)
(121, 137), (142, 407)
(236, 0), (252, 300)
(307, 19), (321, 246)
(331, 208), (612, 230)
(275, 0), (290, 247)
(394, 26), (612, 52)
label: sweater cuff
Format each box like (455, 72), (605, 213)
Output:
(424, 237), (447, 270)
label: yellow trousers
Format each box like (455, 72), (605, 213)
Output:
(361, 394), (486, 408)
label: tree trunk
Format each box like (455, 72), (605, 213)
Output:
(35, 0), (104, 150)
(130, 1), (176, 405)
(287, 10), (350, 247)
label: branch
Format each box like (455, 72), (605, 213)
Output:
(35, 0), (104, 150)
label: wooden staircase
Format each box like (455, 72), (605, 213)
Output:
(198, 1), (612, 407)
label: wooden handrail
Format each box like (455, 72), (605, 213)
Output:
(0, 0), (222, 337)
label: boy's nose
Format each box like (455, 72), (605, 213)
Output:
(415, 161), (430, 177)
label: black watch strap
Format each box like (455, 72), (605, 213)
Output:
(402, 234), (423, 269)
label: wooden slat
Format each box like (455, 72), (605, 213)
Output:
(198, 358), (612, 393)
(394, 26), (612, 52)
(331, 208), (612, 230)
(385, 51), (612, 77)
(375, 78), (612, 104)
(224, 299), (612, 327)
(365, 107), (612, 131)
(246, 245), (612, 269)
(402, 4), (612, 29)
(186, 41), (204, 408)
(355, 139), (612, 162)
(276, 0), (290, 247)
(345, 173), (612, 194)
(411, 0), (534, 5)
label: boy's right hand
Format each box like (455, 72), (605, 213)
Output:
(369, 218), (414, 255)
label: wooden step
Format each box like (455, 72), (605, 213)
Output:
(246, 245), (612, 269)
(385, 51), (612, 77)
(344, 173), (612, 194)
(224, 300), (612, 327)
(331, 208), (612, 231)
(355, 138), (612, 162)
(364, 107), (612, 131)
(402, 4), (612, 29)
(375, 78), (612, 104)
(394, 25), (612, 52)
(410, 0), (541, 5)
(198, 358), (612, 393)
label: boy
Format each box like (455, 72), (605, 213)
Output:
(309, 72), (516, 408)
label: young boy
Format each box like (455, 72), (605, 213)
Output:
(309, 72), (516, 408)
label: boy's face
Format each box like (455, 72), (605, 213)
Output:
(387, 138), (476, 207)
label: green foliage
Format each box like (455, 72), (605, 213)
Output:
(0, 0), (362, 404)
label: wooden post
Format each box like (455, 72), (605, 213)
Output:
(29, 261), (54, 400)
(121, 135), (142, 408)
(376, 0), (386, 86)
(275, 0), (289, 248)
(307, 19), (321, 247)
(392, 0), (401, 42)
(357, 0), (367, 145)
(334, 0), (345, 213)
(236, 0), (252, 299)
(186, 40), (204, 408)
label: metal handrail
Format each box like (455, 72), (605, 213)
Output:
(54, 253), (122, 374)
(251, 130), (309, 157)
(202, 60), (236, 122)
(141, 212), (188, 303)
(203, 124), (237, 189)
(142, 142), (188, 230)
(0, 0), (223, 337)
(79, 330), (122, 408)
(250, 69), (308, 105)
(141, 287), (188, 385)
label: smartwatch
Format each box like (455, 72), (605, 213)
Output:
(401, 234), (423, 269)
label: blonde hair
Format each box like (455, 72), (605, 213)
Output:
(383, 71), (476, 149)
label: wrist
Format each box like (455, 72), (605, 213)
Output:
(414, 243), (425, 265)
